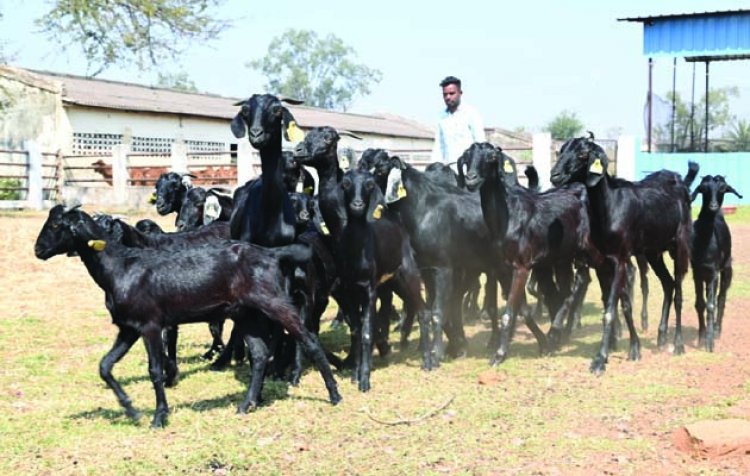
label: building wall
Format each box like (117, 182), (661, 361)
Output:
(66, 106), (235, 153)
(67, 105), (433, 156)
(0, 76), (69, 151)
(635, 147), (750, 206)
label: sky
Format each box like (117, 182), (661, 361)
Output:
(2, 0), (750, 139)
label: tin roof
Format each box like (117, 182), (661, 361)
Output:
(618, 10), (750, 58)
(19, 68), (434, 140)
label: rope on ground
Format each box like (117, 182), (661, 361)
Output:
(362, 395), (455, 426)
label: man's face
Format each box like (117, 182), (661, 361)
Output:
(442, 84), (462, 111)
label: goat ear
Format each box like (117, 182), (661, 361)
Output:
(690, 187), (700, 203)
(456, 154), (467, 187)
(231, 114), (246, 138)
(367, 184), (387, 222)
(281, 108), (305, 142)
(586, 158), (605, 187)
(727, 184), (743, 199)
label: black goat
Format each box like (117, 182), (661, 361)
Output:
(294, 129), (430, 377)
(460, 142), (602, 363)
(175, 186), (233, 231)
(551, 133), (698, 374)
(151, 172), (193, 225)
(336, 170), (429, 390)
(424, 161), (459, 187)
(354, 146), (505, 365)
(34, 205), (341, 428)
(93, 214), (233, 366)
(228, 94), (329, 391)
(690, 175), (742, 351)
(134, 218), (164, 234)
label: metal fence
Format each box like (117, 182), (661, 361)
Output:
(2, 135), (566, 209)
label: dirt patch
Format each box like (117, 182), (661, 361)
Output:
(673, 419), (750, 458)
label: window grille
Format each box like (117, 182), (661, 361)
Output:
(72, 133), (123, 155)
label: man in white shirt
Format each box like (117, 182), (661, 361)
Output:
(431, 76), (486, 164)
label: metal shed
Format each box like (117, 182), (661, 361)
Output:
(619, 10), (750, 152)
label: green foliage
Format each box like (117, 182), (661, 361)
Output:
(155, 71), (198, 92)
(0, 178), (22, 200)
(654, 86), (739, 151)
(724, 118), (750, 152)
(248, 29), (383, 111)
(543, 110), (584, 140)
(35, 1), (230, 76)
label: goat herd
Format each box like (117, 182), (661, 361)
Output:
(33, 94), (743, 429)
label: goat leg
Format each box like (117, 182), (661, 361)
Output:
(142, 326), (169, 428)
(716, 267), (732, 339)
(202, 318), (226, 360)
(238, 332), (270, 413)
(99, 327), (141, 423)
(705, 275), (718, 352)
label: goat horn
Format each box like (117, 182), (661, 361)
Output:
(279, 96), (304, 105)
(586, 131), (595, 141)
(339, 130), (363, 140)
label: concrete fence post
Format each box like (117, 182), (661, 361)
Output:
(171, 140), (188, 174)
(111, 144), (130, 205)
(532, 132), (552, 191)
(616, 135), (636, 180)
(236, 141), (256, 186)
(24, 140), (44, 210)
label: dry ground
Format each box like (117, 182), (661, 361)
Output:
(1, 208), (750, 475)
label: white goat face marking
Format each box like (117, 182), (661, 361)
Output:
(203, 195), (221, 224)
(385, 168), (405, 204)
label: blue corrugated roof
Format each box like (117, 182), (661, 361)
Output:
(619, 10), (750, 58)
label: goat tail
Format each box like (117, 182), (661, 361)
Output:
(524, 166), (540, 192)
(273, 243), (313, 265)
(684, 161), (699, 188)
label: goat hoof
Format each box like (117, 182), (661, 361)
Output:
(628, 347), (641, 361)
(673, 344), (685, 356)
(236, 402), (258, 414)
(490, 351), (507, 366)
(358, 381), (371, 393)
(589, 357), (607, 375)
(150, 415), (168, 429)
(124, 406), (142, 422)
(330, 393), (343, 406)
(376, 341), (391, 358)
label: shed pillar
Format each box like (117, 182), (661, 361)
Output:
(532, 132), (552, 191)
(111, 144), (130, 205)
(25, 140), (44, 210)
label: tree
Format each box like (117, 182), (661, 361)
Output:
(35, 1), (230, 77)
(653, 86), (739, 151)
(155, 72), (198, 92)
(248, 29), (382, 111)
(724, 119), (750, 152)
(543, 110), (584, 140)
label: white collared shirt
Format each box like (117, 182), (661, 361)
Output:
(431, 103), (486, 163)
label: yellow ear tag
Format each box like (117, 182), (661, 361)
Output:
(319, 221), (330, 236)
(589, 158), (604, 174)
(372, 203), (384, 220)
(148, 193), (157, 204)
(303, 186), (314, 196)
(503, 160), (513, 173)
(397, 183), (407, 199)
(286, 121), (305, 143)
(87, 240), (107, 251)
